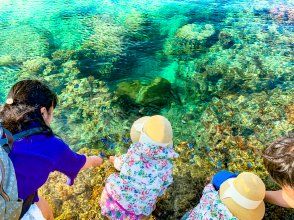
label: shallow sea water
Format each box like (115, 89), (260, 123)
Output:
(0, 0), (294, 169)
(0, 1), (292, 85)
(0, 0), (294, 218)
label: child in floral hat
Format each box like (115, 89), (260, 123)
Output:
(182, 171), (266, 220)
(100, 115), (178, 220)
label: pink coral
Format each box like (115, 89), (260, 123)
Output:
(270, 4), (294, 23)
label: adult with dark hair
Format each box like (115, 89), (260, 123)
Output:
(0, 80), (103, 219)
(263, 134), (294, 208)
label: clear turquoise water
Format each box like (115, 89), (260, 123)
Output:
(1, 1), (294, 218)
(1, 1), (292, 86)
(0, 0), (293, 148)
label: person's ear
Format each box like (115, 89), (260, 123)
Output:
(40, 107), (48, 119)
(40, 107), (46, 114)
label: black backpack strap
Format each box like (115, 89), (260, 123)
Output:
(19, 193), (37, 219)
(13, 127), (44, 141)
(0, 127), (44, 153)
(0, 127), (14, 150)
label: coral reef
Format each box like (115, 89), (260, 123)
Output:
(18, 56), (79, 93)
(163, 23), (215, 58)
(270, 4), (294, 24)
(82, 18), (124, 58)
(52, 77), (129, 153)
(40, 148), (117, 220)
(80, 17), (126, 78)
(0, 25), (50, 62)
(0, 55), (14, 66)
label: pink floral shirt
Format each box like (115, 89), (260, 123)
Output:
(182, 184), (237, 220)
(105, 142), (178, 216)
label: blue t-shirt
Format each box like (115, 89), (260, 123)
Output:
(9, 134), (86, 202)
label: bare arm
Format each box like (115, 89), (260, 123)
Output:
(265, 190), (291, 208)
(81, 156), (103, 170)
(36, 196), (54, 220)
(109, 156), (123, 171)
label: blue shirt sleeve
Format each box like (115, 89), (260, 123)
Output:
(53, 138), (86, 185)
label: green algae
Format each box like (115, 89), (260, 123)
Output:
(116, 77), (173, 107)
(0, 0), (293, 219)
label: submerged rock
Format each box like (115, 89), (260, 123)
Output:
(115, 80), (142, 101)
(137, 77), (173, 106)
(116, 77), (173, 107)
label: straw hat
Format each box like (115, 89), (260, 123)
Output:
(130, 115), (173, 146)
(219, 172), (265, 220)
(130, 116), (150, 143)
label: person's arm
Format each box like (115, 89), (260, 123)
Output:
(265, 190), (291, 208)
(109, 155), (126, 171)
(54, 138), (102, 185)
(81, 156), (103, 170)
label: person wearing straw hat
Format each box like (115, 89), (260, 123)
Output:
(182, 172), (266, 220)
(100, 115), (178, 220)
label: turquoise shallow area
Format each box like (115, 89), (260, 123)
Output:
(0, 1), (293, 145)
(0, 0), (293, 153)
(0, 0), (294, 218)
(0, 1), (293, 81)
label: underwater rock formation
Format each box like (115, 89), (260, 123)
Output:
(218, 29), (236, 49)
(40, 148), (117, 219)
(176, 24), (215, 41)
(20, 57), (56, 77)
(19, 56), (80, 93)
(116, 77), (173, 108)
(122, 10), (147, 40)
(82, 18), (124, 57)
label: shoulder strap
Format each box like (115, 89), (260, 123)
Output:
(0, 127), (13, 147)
(19, 192), (37, 219)
(0, 127), (44, 153)
(13, 127), (44, 141)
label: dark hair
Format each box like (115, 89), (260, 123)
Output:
(263, 134), (294, 188)
(0, 80), (58, 135)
